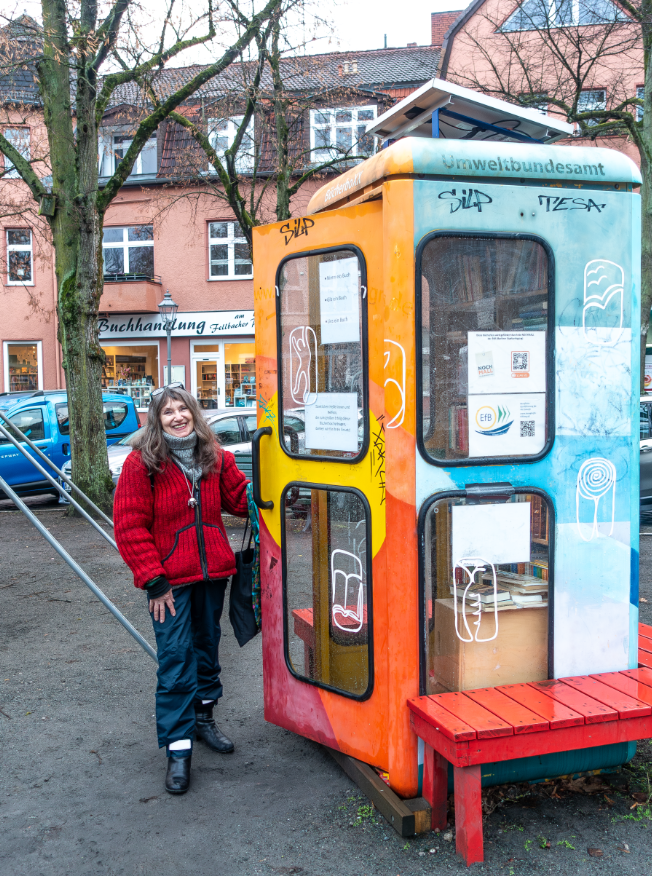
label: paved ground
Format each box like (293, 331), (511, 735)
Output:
(2, 497), (652, 875)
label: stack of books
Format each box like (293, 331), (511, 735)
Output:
(449, 583), (514, 612)
(482, 571), (549, 607)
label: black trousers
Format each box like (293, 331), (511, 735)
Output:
(149, 579), (227, 750)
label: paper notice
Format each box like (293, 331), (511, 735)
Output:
(468, 393), (545, 457)
(304, 392), (359, 452)
(319, 257), (360, 345)
(468, 331), (546, 395)
(452, 503), (531, 565)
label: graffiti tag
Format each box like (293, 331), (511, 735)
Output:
(438, 189), (493, 214)
(280, 217), (315, 245)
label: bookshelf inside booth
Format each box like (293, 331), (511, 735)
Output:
(418, 233), (551, 463)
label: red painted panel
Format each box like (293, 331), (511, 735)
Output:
(464, 687), (549, 734)
(407, 696), (476, 741)
(423, 744), (448, 830)
(638, 651), (652, 670)
(454, 764), (483, 865)
(559, 675), (651, 718)
(496, 683), (584, 729)
(639, 622), (652, 638)
(435, 692), (513, 739)
(529, 680), (617, 723)
(623, 667), (652, 686)
(593, 671), (652, 708)
(639, 636), (652, 655)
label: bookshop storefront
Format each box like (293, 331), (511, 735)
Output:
(98, 310), (255, 413)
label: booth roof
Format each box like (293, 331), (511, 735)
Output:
(307, 137), (642, 214)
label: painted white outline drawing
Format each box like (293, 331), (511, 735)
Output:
(576, 457), (616, 542)
(384, 339), (406, 429)
(289, 326), (318, 406)
(452, 557), (499, 643)
(583, 260), (624, 346)
(331, 548), (364, 634)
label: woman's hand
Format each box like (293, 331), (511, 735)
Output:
(149, 590), (176, 623)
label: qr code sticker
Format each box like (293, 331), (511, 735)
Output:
(520, 420), (535, 437)
(512, 351), (529, 372)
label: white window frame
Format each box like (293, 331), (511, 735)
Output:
(102, 225), (155, 278)
(98, 131), (157, 177)
(578, 89), (607, 125)
(3, 340), (43, 392)
(207, 221), (252, 281)
(637, 86), (645, 122)
(6, 228), (33, 286)
(309, 105), (377, 163)
(3, 128), (30, 178)
(208, 116), (254, 173)
(503, 0), (627, 31)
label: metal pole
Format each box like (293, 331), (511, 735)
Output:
(166, 325), (172, 385)
(0, 422), (117, 550)
(0, 474), (157, 663)
(0, 409), (114, 528)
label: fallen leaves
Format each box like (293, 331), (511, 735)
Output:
(617, 842), (630, 853)
(587, 847), (603, 857)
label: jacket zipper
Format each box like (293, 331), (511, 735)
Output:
(194, 482), (209, 580)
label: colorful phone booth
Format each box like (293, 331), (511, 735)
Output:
(251, 102), (641, 809)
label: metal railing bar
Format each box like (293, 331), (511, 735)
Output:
(0, 422), (118, 551)
(0, 409), (114, 528)
(0, 475), (157, 663)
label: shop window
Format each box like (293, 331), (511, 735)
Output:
(102, 225), (154, 280)
(418, 233), (552, 466)
(225, 342), (255, 407)
(208, 116), (254, 173)
(0, 407), (45, 443)
(641, 402), (652, 440)
(211, 416), (242, 446)
(420, 490), (551, 695)
(55, 401), (128, 435)
(4, 342), (40, 390)
(284, 485), (372, 698)
(6, 229), (33, 284)
(100, 343), (159, 410)
(208, 222), (252, 279)
(310, 106), (376, 162)
(3, 128), (30, 178)
(277, 248), (367, 462)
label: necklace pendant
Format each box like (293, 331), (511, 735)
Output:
(188, 497), (198, 509)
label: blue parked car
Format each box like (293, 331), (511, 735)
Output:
(0, 389), (139, 498)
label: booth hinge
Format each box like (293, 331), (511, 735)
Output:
(464, 482), (515, 503)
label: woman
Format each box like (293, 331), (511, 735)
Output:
(114, 384), (249, 795)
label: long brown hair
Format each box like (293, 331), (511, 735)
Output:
(136, 387), (220, 476)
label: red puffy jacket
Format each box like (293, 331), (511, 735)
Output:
(114, 447), (249, 589)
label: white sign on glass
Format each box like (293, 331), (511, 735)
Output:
(452, 503), (531, 566)
(319, 257), (360, 345)
(468, 393), (545, 457)
(467, 331), (546, 395)
(304, 392), (359, 452)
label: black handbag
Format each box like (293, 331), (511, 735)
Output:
(228, 518), (260, 647)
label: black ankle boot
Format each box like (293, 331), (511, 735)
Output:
(195, 703), (234, 753)
(165, 754), (191, 794)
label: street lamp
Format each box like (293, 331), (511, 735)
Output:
(158, 290), (178, 386)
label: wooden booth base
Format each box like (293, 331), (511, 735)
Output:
(326, 748), (432, 837)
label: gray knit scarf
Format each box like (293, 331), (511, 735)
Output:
(163, 431), (203, 482)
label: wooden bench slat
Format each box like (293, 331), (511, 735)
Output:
(528, 680), (617, 723)
(495, 683), (584, 729)
(639, 622), (652, 639)
(622, 667), (652, 687)
(639, 639), (652, 656)
(464, 687), (549, 734)
(560, 675), (651, 718)
(638, 651), (652, 669)
(592, 671), (652, 708)
(407, 696), (476, 742)
(434, 692), (513, 738)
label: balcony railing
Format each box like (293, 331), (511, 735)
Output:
(103, 273), (162, 283)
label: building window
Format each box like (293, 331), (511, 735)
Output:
(501, 0), (628, 31)
(3, 341), (42, 392)
(208, 222), (252, 279)
(637, 86), (644, 122)
(6, 229), (33, 284)
(100, 343), (159, 411)
(578, 89), (607, 126)
(102, 225), (154, 280)
(310, 106), (377, 162)
(98, 133), (157, 177)
(3, 128), (30, 178)
(208, 116), (254, 173)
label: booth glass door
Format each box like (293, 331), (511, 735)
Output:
(191, 343), (223, 410)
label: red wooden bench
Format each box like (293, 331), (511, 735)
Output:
(407, 623), (652, 866)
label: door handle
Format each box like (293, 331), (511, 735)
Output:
(252, 426), (273, 510)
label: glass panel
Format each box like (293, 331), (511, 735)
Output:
(103, 402), (128, 430)
(314, 111), (331, 126)
(127, 246), (154, 276)
(8, 250), (31, 282)
(336, 127), (352, 150)
(282, 414), (305, 453)
(641, 404), (651, 440)
(211, 416), (242, 445)
(422, 493), (550, 694)
(128, 225), (154, 241)
(335, 110), (352, 123)
(140, 139), (157, 175)
(103, 227), (124, 243)
(7, 343), (38, 391)
(100, 345), (159, 400)
(210, 244), (228, 276)
(243, 414), (258, 440)
(285, 486), (370, 696)
(0, 408), (45, 443)
(224, 342), (255, 407)
(314, 127), (331, 149)
(357, 109), (374, 121)
(196, 359), (219, 409)
(234, 242), (252, 276)
(103, 247), (124, 275)
(7, 229), (30, 245)
(55, 403), (69, 434)
(420, 235), (549, 463)
(209, 222), (228, 239)
(279, 249), (364, 459)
